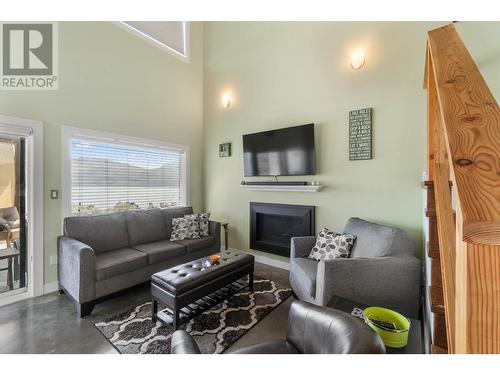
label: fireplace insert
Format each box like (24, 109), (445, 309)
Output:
(250, 202), (315, 257)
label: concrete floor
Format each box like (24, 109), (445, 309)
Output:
(0, 262), (292, 354)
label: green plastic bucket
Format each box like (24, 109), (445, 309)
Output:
(363, 307), (410, 348)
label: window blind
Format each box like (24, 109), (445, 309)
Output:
(71, 138), (186, 215)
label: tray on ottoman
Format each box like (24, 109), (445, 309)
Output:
(151, 250), (254, 330)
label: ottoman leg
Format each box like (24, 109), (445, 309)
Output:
(152, 299), (158, 323)
(173, 308), (180, 331)
(249, 272), (254, 292)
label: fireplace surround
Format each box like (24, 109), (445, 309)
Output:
(250, 202), (315, 257)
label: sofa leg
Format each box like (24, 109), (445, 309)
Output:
(58, 289), (65, 295)
(78, 301), (95, 317)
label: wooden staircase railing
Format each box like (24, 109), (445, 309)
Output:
(425, 179), (455, 353)
(424, 23), (500, 354)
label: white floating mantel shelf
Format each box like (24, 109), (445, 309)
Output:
(241, 184), (324, 193)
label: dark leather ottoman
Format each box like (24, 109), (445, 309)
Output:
(151, 250), (254, 330)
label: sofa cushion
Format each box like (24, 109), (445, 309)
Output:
(343, 217), (413, 258)
(125, 209), (168, 246)
(290, 258), (318, 298)
(174, 236), (215, 253)
(95, 247), (148, 280)
(133, 240), (186, 265)
(64, 213), (130, 254)
(162, 206), (194, 238)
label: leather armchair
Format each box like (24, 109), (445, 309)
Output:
(171, 301), (386, 354)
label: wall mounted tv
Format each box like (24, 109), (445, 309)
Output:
(243, 123), (316, 177)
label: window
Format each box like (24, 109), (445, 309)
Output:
(116, 21), (189, 62)
(63, 128), (188, 216)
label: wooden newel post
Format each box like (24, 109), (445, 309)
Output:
(425, 23), (500, 354)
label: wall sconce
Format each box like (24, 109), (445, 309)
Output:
(222, 93), (231, 108)
(350, 48), (366, 70)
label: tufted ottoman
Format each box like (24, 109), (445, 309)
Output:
(151, 250), (254, 330)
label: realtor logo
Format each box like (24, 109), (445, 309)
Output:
(0, 22), (58, 90)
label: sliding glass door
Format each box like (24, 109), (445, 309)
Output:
(0, 133), (27, 296)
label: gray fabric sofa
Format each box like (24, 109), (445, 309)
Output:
(290, 217), (421, 318)
(58, 206), (220, 317)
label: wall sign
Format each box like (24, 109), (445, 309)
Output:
(219, 142), (231, 157)
(349, 108), (372, 160)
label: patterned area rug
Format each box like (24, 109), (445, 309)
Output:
(94, 277), (291, 354)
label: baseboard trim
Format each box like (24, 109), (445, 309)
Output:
(0, 288), (31, 307)
(226, 247), (290, 271)
(43, 281), (59, 294)
(253, 254), (290, 271)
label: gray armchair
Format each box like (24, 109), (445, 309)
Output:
(290, 217), (421, 319)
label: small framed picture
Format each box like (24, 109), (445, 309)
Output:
(219, 142), (231, 157)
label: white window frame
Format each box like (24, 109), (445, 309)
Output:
(0, 115), (44, 306)
(113, 21), (190, 63)
(62, 126), (190, 219)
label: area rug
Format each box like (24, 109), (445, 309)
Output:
(94, 276), (292, 354)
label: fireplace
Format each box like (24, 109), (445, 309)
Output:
(250, 202), (315, 257)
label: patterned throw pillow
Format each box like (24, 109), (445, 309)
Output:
(170, 214), (201, 240)
(308, 228), (356, 261)
(198, 212), (210, 237)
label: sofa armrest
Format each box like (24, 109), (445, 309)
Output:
(290, 236), (316, 259)
(209, 220), (221, 251)
(316, 256), (421, 318)
(57, 236), (96, 304)
(171, 330), (201, 354)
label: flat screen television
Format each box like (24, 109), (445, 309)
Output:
(243, 123), (316, 177)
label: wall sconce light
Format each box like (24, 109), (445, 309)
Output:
(351, 48), (366, 70)
(222, 93), (231, 108)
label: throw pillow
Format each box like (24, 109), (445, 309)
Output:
(198, 212), (210, 237)
(308, 228), (356, 261)
(170, 214), (201, 240)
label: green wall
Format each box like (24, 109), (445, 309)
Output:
(202, 22), (445, 262)
(2, 21), (497, 286)
(0, 22), (205, 284)
(456, 22), (500, 100)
